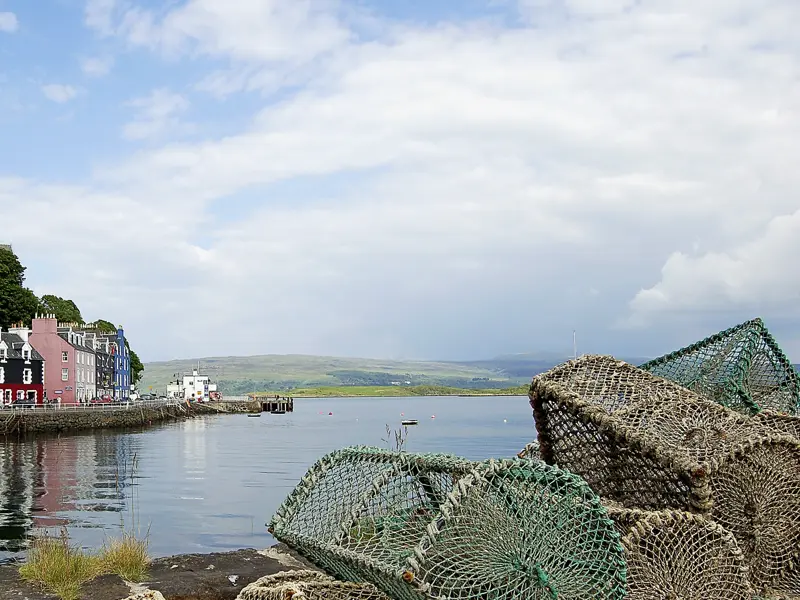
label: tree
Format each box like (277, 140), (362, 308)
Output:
(0, 248), (40, 328)
(89, 319), (117, 334)
(39, 294), (83, 324)
(129, 347), (144, 386)
(0, 247), (25, 287)
(0, 279), (41, 330)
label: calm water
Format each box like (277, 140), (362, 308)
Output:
(0, 396), (535, 562)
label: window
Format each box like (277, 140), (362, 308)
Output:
(0, 367), (4, 384)
(16, 390), (23, 401)
(3, 390), (10, 402)
(62, 368), (69, 381)
(0, 347), (6, 361)
(22, 347), (30, 361)
(22, 369), (32, 384)
(62, 351), (68, 362)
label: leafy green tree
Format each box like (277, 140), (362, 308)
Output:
(90, 319), (117, 334)
(0, 279), (41, 329)
(0, 248), (25, 287)
(0, 248), (40, 328)
(129, 347), (144, 386)
(39, 294), (83, 324)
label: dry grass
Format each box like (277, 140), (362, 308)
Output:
(100, 530), (150, 582)
(19, 530), (104, 600)
(18, 528), (150, 600)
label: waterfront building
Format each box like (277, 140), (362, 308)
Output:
(57, 324), (96, 403)
(166, 369), (218, 401)
(0, 325), (45, 405)
(110, 327), (130, 399)
(84, 332), (114, 399)
(75, 323), (131, 400)
(29, 315), (96, 404)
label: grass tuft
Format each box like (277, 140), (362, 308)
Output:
(18, 527), (150, 600)
(19, 529), (103, 600)
(101, 530), (150, 582)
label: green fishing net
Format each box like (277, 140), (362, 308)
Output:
(269, 446), (627, 600)
(639, 318), (800, 415)
(529, 354), (800, 590)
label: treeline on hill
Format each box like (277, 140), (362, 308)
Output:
(0, 247), (144, 385)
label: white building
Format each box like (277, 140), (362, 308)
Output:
(166, 370), (217, 401)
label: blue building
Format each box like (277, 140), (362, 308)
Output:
(111, 326), (130, 399)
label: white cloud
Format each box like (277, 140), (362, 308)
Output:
(84, 0), (116, 35)
(627, 210), (800, 326)
(122, 89), (192, 141)
(41, 84), (79, 103)
(5, 0), (800, 362)
(0, 11), (18, 33)
(81, 56), (114, 77)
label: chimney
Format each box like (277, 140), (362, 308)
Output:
(8, 324), (30, 342)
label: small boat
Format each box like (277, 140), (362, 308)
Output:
(401, 419), (419, 426)
(271, 410), (286, 415)
(247, 413), (261, 417)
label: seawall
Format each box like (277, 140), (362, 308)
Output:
(1, 400), (261, 436)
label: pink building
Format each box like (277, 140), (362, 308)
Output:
(29, 314), (96, 404)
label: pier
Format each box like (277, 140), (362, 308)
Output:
(248, 394), (294, 413)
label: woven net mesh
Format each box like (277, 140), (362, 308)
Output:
(639, 318), (800, 415)
(517, 444), (755, 599)
(530, 355), (800, 589)
(270, 446), (627, 600)
(236, 570), (390, 600)
(755, 411), (800, 443)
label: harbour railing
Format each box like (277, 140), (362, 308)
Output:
(0, 399), (182, 412)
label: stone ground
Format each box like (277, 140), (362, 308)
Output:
(0, 544), (318, 600)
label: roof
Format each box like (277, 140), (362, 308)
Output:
(57, 332), (96, 352)
(0, 333), (44, 361)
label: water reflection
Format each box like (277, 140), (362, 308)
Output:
(0, 396), (536, 562)
(0, 433), (141, 559)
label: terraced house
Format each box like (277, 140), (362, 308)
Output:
(0, 325), (44, 405)
(29, 315), (96, 404)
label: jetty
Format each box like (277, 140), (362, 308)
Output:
(249, 393), (294, 413)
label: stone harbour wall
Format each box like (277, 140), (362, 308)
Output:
(4, 401), (261, 436)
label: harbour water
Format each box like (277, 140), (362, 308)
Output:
(0, 395), (534, 562)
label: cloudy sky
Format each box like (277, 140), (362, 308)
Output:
(1, 0), (799, 363)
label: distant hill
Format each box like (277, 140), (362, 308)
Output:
(138, 352), (796, 396)
(138, 352), (575, 395)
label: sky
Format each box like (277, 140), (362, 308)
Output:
(1, 0), (800, 363)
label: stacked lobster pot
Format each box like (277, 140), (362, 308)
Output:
(524, 351), (800, 599)
(268, 446), (628, 600)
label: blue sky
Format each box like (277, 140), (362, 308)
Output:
(2, 0), (800, 363)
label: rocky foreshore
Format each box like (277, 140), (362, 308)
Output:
(1, 401), (261, 436)
(0, 545), (316, 600)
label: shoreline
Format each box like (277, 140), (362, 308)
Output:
(0, 401), (260, 437)
(0, 545), (313, 600)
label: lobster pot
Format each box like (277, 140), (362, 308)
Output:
(530, 355), (800, 589)
(236, 570), (390, 600)
(639, 318), (800, 416)
(516, 444), (754, 600)
(270, 447), (627, 600)
(605, 504), (753, 600)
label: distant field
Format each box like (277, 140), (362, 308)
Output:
(138, 352), (651, 396)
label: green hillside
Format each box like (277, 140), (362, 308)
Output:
(138, 352), (651, 396)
